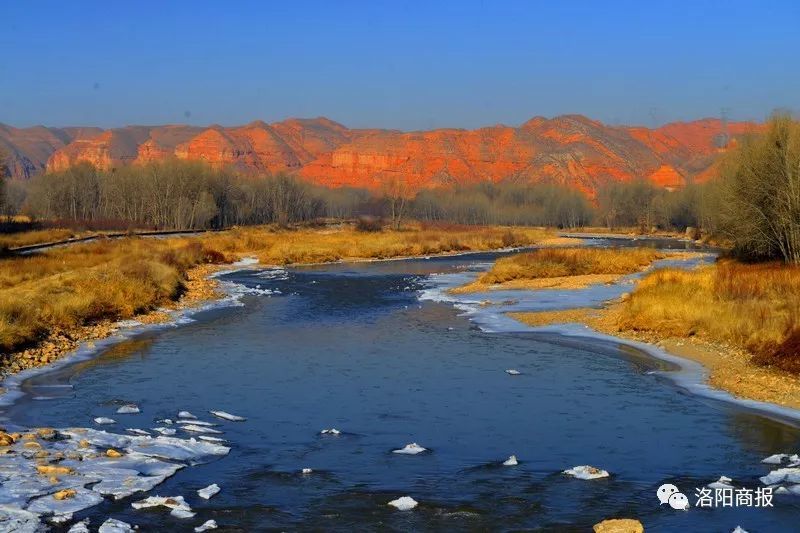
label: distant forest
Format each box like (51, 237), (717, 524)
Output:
(0, 157), (714, 233)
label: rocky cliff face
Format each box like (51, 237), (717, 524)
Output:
(0, 124), (102, 179)
(0, 115), (756, 196)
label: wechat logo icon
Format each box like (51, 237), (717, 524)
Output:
(657, 483), (690, 510)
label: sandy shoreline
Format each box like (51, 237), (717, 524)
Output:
(510, 304), (800, 411)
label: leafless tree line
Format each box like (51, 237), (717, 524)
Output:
(24, 160), (327, 229)
(412, 181), (594, 228)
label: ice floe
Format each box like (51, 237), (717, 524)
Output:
(392, 443), (427, 455)
(126, 428), (150, 436)
(708, 475), (734, 490)
(67, 519), (90, 532)
(132, 494), (194, 518)
(762, 453), (788, 465)
(320, 428), (341, 435)
(181, 424), (222, 434)
(209, 410), (246, 421)
(503, 455), (518, 466)
(176, 419), (216, 426)
(388, 496), (418, 511)
(26, 487), (104, 523)
(195, 519), (218, 531)
(116, 404), (140, 414)
(98, 518), (135, 532)
(152, 427), (176, 436)
(563, 465), (610, 480)
(302, 468), (313, 474)
(61, 428), (130, 448)
(732, 527), (749, 533)
(178, 411), (197, 419)
(0, 506), (43, 532)
(198, 435), (227, 443)
(505, 369), (521, 376)
(759, 467), (800, 485)
(94, 417), (116, 425)
(0, 423), (231, 527)
(198, 483), (220, 499)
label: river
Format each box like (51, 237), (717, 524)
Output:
(2, 239), (799, 532)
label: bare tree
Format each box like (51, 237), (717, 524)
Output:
(718, 114), (800, 264)
(382, 176), (411, 230)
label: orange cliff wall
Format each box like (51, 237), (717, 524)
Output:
(0, 115), (758, 197)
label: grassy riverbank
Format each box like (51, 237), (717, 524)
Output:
(0, 228), (79, 249)
(511, 260), (800, 409)
(452, 247), (670, 293)
(0, 224), (553, 374)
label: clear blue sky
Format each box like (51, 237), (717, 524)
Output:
(1, 0), (798, 130)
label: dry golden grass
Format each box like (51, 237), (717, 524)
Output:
(0, 224), (551, 352)
(0, 239), (227, 352)
(479, 247), (664, 284)
(0, 229), (78, 249)
(617, 260), (800, 372)
(199, 224), (549, 265)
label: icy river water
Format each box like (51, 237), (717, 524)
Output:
(3, 239), (800, 532)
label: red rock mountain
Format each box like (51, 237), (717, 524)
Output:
(0, 116), (756, 195)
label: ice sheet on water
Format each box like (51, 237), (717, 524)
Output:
(171, 507), (196, 518)
(69, 452), (184, 478)
(98, 518), (135, 532)
(176, 419), (216, 426)
(178, 411), (197, 419)
(181, 424), (222, 434)
(94, 417), (116, 425)
(760, 467), (800, 485)
(255, 267), (288, 280)
(152, 427), (176, 435)
(563, 465), (610, 480)
(392, 443), (427, 455)
(762, 453), (788, 464)
(126, 435), (230, 463)
(0, 471), (96, 508)
(195, 519), (218, 531)
(116, 404), (140, 414)
(503, 455), (518, 466)
(0, 505), (42, 533)
(209, 410), (246, 421)
(68, 519), (90, 532)
(388, 496), (418, 510)
(62, 428), (131, 448)
(708, 476), (734, 490)
(132, 494), (194, 517)
(89, 468), (167, 500)
(198, 436), (227, 443)
(126, 428), (150, 436)
(26, 487), (104, 522)
(198, 483), (220, 499)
